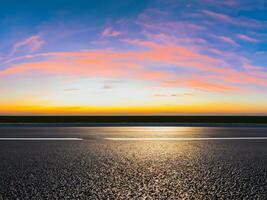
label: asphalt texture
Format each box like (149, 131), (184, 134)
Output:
(0, 126), (266, 199)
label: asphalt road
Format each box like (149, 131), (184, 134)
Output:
(0, 126), (266, 199)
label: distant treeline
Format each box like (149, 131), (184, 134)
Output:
(0, 116), (267, 124)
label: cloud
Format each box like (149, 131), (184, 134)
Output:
(9, 35), (44, 57)
(220, 0), (236, 6)
(184, 79), (241, 92)
(162, 79), (242, 92)
(101, 27), (121, 37)
(154, 93), (195, 97)
(136, 9), (207, 41)
(237, 34), (259, 43)
(243, 65), (264, 70)
(218, 36), (240, 47)
(201, 10), (263, 28)
(201, 10), (232, 22)
(1, 38), (267, 93)
(102, 85), (113, 90)
(63, 88), (80, 91)
(205, 0), (236, 6)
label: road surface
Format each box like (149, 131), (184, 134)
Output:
(0, 126), (266, 199)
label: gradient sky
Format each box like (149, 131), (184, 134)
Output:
(1, 0), (267, 115)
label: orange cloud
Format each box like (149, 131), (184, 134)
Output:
(162, 79), (241, 92)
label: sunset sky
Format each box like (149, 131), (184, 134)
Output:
(0, 0), (267, 115)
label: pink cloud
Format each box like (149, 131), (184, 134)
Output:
(218, 36), (239, 47)
(221, 0), (236, 6)
(243, 65), (265, 70)
(101, 27), (121, 37)
(201, 10), (232, 22)
(205, 0), (236, 6)
(137, 10), (207, 41)
(10, 35), (44, 56)
(1, 38), (267, 93)
(237, 34), (259, 43)
(123, 39), (224, 72)
(201, 10), (263, 28)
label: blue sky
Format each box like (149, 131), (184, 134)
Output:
(0, 0), (267, 115)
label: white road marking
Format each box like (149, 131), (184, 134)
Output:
(0, 138), (83, 141)
(105, 137), (267, 141)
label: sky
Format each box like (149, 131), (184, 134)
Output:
(0, 0), (267, 115)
